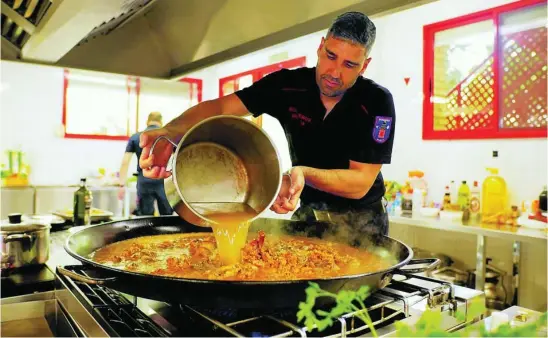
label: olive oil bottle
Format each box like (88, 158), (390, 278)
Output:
(73, 178), (92, 226)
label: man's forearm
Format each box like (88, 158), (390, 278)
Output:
(297, 166), (376, 199)
(119, 162), (129, 185)
(165, 95), (250, 141)
(118, 153), (133, 185)
(164, 100), (221, 141)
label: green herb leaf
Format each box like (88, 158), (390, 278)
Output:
(297, 282), (377, 336)
(298, 283), (547, 338)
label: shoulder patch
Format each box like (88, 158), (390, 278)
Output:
(372, 116), (392, 144)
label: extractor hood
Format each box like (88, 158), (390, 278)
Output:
(2, 0), (435, 79)
(1, 0), (52, 59)
(1, 0), (157, 62)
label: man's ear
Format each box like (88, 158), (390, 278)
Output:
(360, 57), (372, 75)
(317, 37), (325, 58)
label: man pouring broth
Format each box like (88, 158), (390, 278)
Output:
(139, 12), (396, 236)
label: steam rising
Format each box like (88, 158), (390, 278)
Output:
(250, 204), (402, 267)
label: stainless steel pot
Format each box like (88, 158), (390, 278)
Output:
(1, 217), (50, 269)
(153, 116), (283, 227)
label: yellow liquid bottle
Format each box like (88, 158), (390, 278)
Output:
(458, 181), (470, 210)
(481, 167), (507, 220)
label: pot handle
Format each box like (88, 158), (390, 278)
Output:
(396, 258), (441, 274)
(150, 136), (178, 155)
(284, 172), (293, 201)
(149, 136), (178, 174)
(57, 266), (116, 285)
(5, 234), (32, 243)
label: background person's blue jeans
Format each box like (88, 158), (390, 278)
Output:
(136, 181), (173, 216)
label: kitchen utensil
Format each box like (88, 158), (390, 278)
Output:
(53, 208), (113, 223)
(412, 247), (454, 269)
(468, 258), (508, 310)
(1, 217), (50, 270)
(61, 216), (440, 309)
(7, 213), (22, 224)
(152, 116), (283, 227)
(431, 266), (469, 286)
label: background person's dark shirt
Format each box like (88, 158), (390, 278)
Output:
(125, 125), (163, 185)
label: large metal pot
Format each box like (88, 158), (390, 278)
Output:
(154, 116), (283, 227)
(1, 215), (50, 269)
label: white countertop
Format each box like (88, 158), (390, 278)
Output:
(389, 214), (547, 244)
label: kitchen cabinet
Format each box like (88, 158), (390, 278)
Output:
(1, 186), (137, 218)
(0, 187), (34, 219)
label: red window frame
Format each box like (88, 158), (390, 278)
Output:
(62, 70), (203, 141)
(179, 77), (203, 103)
(62, 69), (137, 140)
(218, 56), (307, 98)
(422, 0), (547, 140)
(219, 57), (306, 127)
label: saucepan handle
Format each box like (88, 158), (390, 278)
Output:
(5, 234), (32, 243)
(57, 266), (117, 285)
(396, 258), (441, 274)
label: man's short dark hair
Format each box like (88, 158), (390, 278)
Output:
(327, 12), (376, 56)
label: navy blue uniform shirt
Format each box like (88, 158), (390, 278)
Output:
(235, 67), (396, 211)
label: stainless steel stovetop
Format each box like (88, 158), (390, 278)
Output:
(51, 265), (486, 337)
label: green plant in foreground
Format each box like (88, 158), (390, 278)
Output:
(296, 282), (378, 336)
(297, 282), (547, 337)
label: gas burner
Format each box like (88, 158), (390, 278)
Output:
(55, 265), (485, 337)
(179, 301), (406, 337)
(180, 304), (302, 337)
(179, 304), (297, 321)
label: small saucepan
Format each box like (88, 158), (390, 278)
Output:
(1, 214), (50, 270)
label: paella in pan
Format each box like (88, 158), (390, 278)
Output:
(90, 230), (393, 281)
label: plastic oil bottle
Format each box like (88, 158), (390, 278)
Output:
(450, 180), (458, 205)
(469, 181), (481, 222)
(458, 181), (470, 210)
(482, 151), (507, 220)
(459, 181), (471, 222)
(442, 185), (451, 210)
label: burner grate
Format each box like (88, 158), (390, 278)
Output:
(174, 273), (457, 337)
(57, 266), (460, 337)
(72, 279), (132, 308)
(95, 306), (168, 337)
(178, 294), (407, 337)
(58, 265), (169, 337)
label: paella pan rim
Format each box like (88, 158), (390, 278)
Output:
(63, 216), (414, 286)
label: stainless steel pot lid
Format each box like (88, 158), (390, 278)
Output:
(22, 214), (65, 225)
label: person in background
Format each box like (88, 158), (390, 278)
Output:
(138, 12), (395, 235)
(118, 112), (173, 216)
